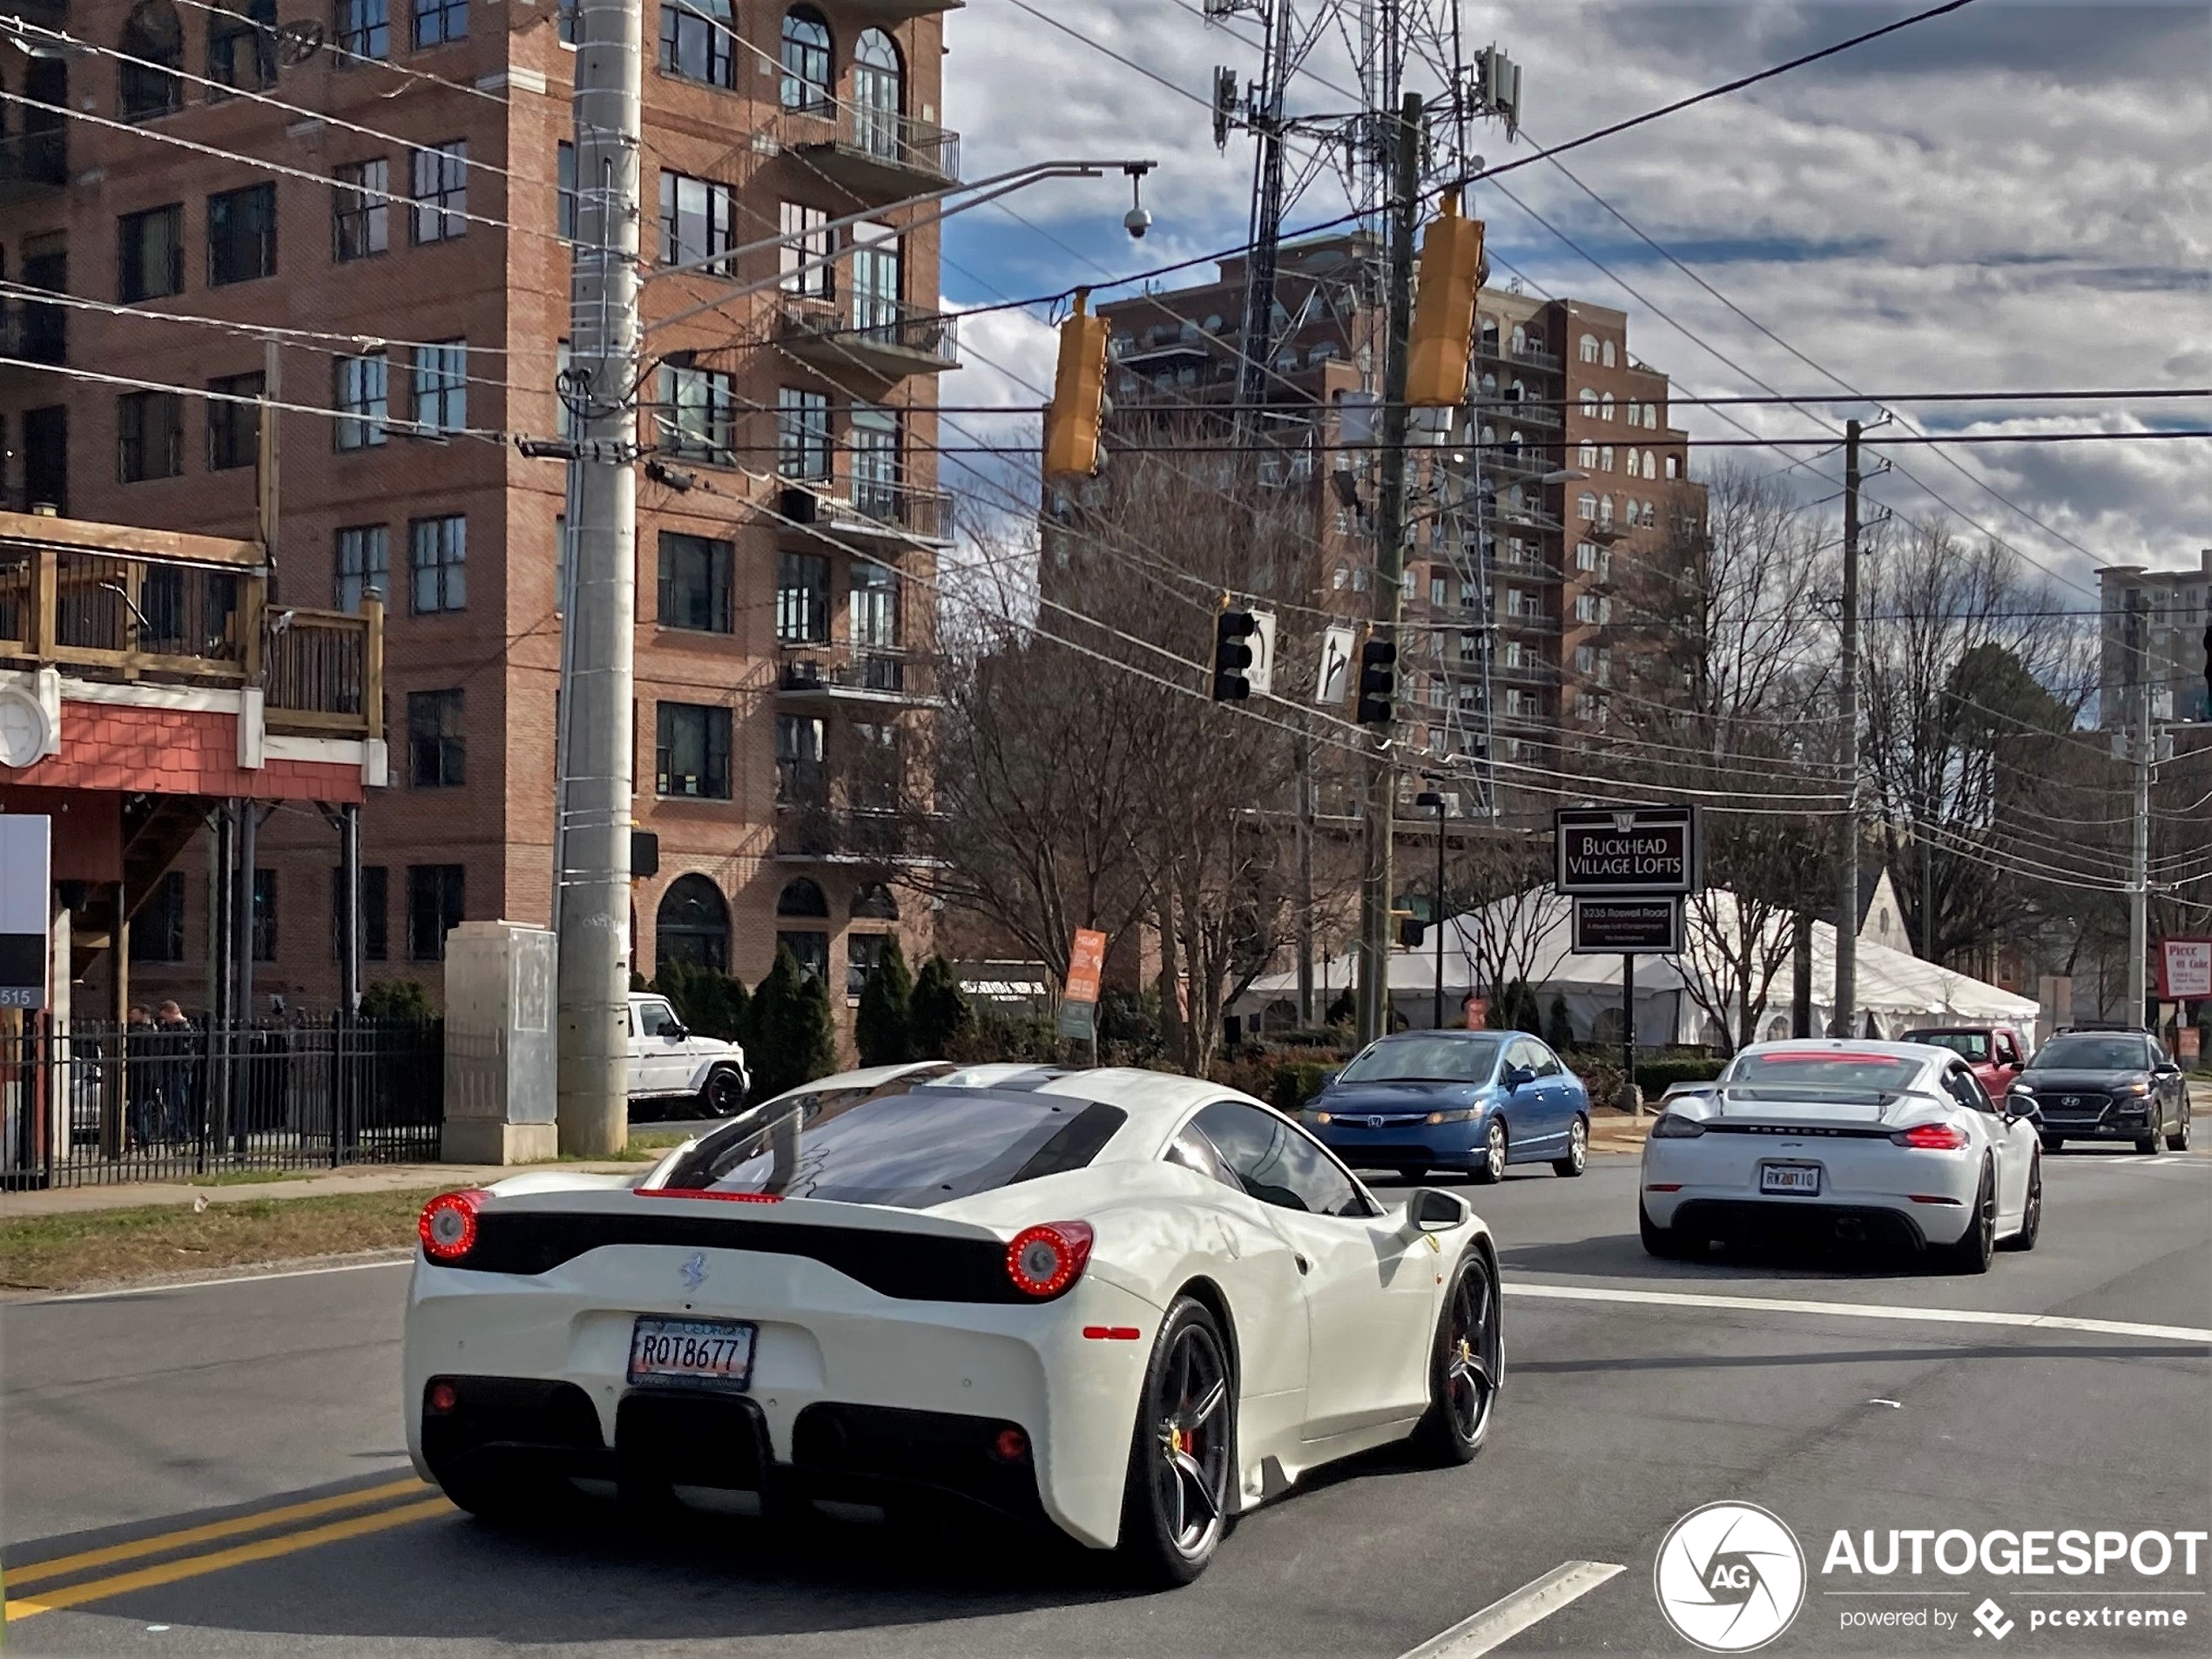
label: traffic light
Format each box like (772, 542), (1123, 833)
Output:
(1044, 290), (1110, 480)
(1406, 192), (1487, 409)
(1212, 607), (1259, 702)
(1356, 637), (1398, 725)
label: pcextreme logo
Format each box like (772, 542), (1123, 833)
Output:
(1655, 1502), (1809, 1652)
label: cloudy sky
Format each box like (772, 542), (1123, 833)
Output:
(934, 0), (2210, 600)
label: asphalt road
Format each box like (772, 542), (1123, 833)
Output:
(5, 1145), (2208, 1656)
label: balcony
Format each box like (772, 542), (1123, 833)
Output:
(1496, 607), (1559, 635)
(1483, 398), (1561, 431)
(777, 644), (935, 707)
(1493, 657), (1560, 687)
(0, 124), (68, 206)
(1478, 496), (1563, 534)
(788, 106), (960, 199)
(0, 511), (384, 742)
(772, 802), (933, 866)
(778, 479), (954, 550)
(776, 294), (960, 380)
(0, 296), (66, 367)
(1480, 339), (1563, 374)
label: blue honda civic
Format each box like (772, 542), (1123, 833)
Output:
(1305, 1029), (1592, 1184)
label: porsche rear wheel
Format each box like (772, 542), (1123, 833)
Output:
(1412, 1248), (1501, 1465)
(2000, 1152), (2041, 1252)
(1934, 1159), (1996, 1275)
(1116, 1297), (1235, 1588)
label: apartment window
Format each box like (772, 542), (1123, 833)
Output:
(207, 183), (277, 286)
(409, 515), (467, 612)
(206, 1), (276, 97)
(1459, 631), (1478, 661)
(335, 525), (388, 610)
(412, 0), (466, 48)
(779, 200), (833, 297)
(657, 532), (732, 633)
(411, 341), (466, 435)
(1575, 644), (1595, 674)
(1602, 340), (1617, 368)
(1665, 454), (1680, 480)
(411, 141), (469, 243)
(1575, 540), (1597, 572)
(408, 864), (464, 961)
(655, 364), (733, 463)
(849, 401), (899, 517)
(1427, 677), (1447, 711)
(333, 158), (388, 260)
(656, 703), (732, 799)
(120, 1), (185, 119)
(777, 551), (830, 643)
(131, 871), (187, 964)
(780, 5), (833, 114)
(556, 143), (577, 241)
(851, 720), (899, 811)
(333, 865), (389, 962)
(1597, 647), (1613, 685)
(408, 689), (465, 786)
(335, 0), (390, 59)
(1599, 393), (1615, 421)
(846, 933), (887, 1000)
(776, 387), (830, 479)
(1599, 445), (1613, 473)
(850, 221), (902, 334)
(207, 371), (262, 470)
(117, 390), (183, 482)
(24, 406), (67, 515)
(1578, 333), (1598, 364)
(1575, 593), (1600, 624)
(775, 713), (825, 805)
(1576, 441), (1596, 469)
(334, 354), (388, 449)
(660, 0), (735, 88)
(117, 204), (185, 302)
(658, 172), (735, 274)
(1575, 492), (1597, 523)
(850, 562), (898, 649)
(779, 930), (829, 984)
(1626, 401), (1642, 428)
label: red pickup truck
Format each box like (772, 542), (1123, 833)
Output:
(1900, 1025), (2032, 1100)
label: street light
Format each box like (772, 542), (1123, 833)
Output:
(1415, 785), (1449, 1029)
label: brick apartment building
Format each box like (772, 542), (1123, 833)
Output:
(2097, 548), (2211, 727)
(1, 0), (957, 1038)
(1080, 232), (1706, 817)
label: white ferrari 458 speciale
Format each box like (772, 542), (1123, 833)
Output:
(404, 1062), (1501, 1584)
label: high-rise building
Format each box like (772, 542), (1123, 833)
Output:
(0, 0), (957, 1036)
(1080, 233), (1705, 814)
(2098, 550), (2211, 726)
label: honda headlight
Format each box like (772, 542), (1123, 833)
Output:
(1426, 1109), (1479, 1124)
(1650, 1112), (1707, 1139)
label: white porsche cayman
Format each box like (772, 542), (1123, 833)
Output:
(1640, 1039), (2044, 1272)
(404, 1062), (1501, 1585)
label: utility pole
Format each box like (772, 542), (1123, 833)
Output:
(1356, 91), (1422, 1045)
(1232, 1), (1297, 422)
(1832, 417), (1862, 1039)
(2126, 586), (2151, 1024)
(1294, 736), (1315, 1023)
(556, 0), (643, 1157)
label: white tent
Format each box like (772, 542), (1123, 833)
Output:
(1238, 888), (2041, 1048)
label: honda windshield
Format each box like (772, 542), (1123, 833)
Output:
(658, 1082), (1127, 1207)
(1337, 1034), (1503, 1085)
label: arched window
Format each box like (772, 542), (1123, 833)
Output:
(660, 0), (735, 89)
(1642, 450), (1657, 478)
(1578, 442), (1596, 468)
(1624, 448), (1639, 478)
(853, 27), (902, 158)
(1480, 316), (1500, 349)
(1578, 333), (1599, 364)
(781, 5), (833, 114)
(1600, 445), (1614, 472)
(1598, 495), (1615, 525)
(655, 873), (730, 974)
(119, 1), (184, 120)
(1644, 402), (1658, 426)
(1601, 339), (1616, 368)
(1579, 389), (1598, 415)
(1507, 378), (1526, 403)
(776, 877), (829, 918)
(1507, 428), (1525, 451)
(1509, 323), (1525, 353)
(1332, 563), (1349, 590)
(1576, 492), (1597, 522)
(1599, 392), (1615, 421)
(1480, 372), (1496, 394)
(851, 881), (899, 920)
(1481, 424), (1498, 446)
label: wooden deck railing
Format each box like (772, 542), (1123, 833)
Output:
(0, 512), (382, 742)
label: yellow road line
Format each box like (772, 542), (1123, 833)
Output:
(3, 1476), (431, 1590)
(3, 1496), (451, 1622)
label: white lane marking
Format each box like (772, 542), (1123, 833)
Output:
(1503, 1282), (2212, 1345)
(1397, 1560), (1627, 1659)
(14, 1254), (411, 1307)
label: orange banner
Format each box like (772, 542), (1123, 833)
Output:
(1064, 928), (1108, 1006)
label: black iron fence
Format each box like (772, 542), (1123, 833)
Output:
(1, 1016), (443, 1190)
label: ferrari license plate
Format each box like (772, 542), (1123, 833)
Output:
(1759, 1163), (1822, 1196)
(627, 1317), (756, 1390)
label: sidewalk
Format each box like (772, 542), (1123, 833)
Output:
(0, 1157), (651, 1221)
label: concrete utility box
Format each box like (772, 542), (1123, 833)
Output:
(442, 922), (557, 1164)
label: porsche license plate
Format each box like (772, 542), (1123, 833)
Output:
(627, 1318), (756, 1390)
(1759, 1163), (1822, 1196)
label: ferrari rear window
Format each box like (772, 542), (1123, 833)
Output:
(658, 1085), (1127, 1208)
(1726, 1052), (1919, 1089)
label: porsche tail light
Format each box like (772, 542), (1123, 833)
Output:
(1005, 1221), (1094, 1298)
(419, 1189), (489, 1264)
(1892, 1123), (1970, 1150)
(1650, 1113), (1706, 1139)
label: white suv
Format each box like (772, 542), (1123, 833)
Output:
(626, 993), (749, 1118)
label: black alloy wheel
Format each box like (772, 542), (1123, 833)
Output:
(1938, 1159), (1996, 1275)
(1413, 1249), (1501, 1463)
(701, 1067), (745, 1117)
(1469, 1119), (1508, 1185)
(1117, 1298), (1235, 1587)
(1999, 1151), (2041, 1252)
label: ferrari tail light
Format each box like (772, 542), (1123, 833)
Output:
(1892, 1123), (1970, 1150)
(1005, 1221), (1094, 1298)
(419, 1189), (489, 1264)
